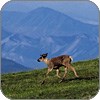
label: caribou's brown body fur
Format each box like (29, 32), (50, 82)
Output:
(37, 53), (79, 79)
(48, 55), (71, 69)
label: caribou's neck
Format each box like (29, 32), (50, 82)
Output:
(43, 58), (49, 64)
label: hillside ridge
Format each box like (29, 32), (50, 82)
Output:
(1, 59), (99, 99)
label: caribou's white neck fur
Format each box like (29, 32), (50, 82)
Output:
(43, 58), (49, 64)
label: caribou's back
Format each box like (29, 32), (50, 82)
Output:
(50, 55), (70, 66)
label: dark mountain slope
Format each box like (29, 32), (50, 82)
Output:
(1, 58), (33, 74)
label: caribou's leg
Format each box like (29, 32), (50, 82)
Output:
(68, 64), (79, 77)
(41, 68), (53, 85)
(46, 68), (53, 76)
(63, 67), (68, 78)
(56, 69), (61, 78)
(59, 67), (68, 83)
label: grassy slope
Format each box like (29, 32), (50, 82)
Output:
(1, 59), (99, 99)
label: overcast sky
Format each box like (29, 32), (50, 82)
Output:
(2, 1), (99, 25)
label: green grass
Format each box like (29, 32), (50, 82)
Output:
(1, 59), (99, 99)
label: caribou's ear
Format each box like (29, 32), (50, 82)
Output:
(40, 53), (48, 58)
(44, 53), (48, 58)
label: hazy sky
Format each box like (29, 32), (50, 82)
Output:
(2, 1), (99, 24)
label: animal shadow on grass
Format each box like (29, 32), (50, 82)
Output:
(41, 76), (98, 85)
(60, 76), (98, 83)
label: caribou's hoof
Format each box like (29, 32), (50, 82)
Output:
(41, 80), (45, 85)
(58, 76), (61, 78)
(54, 75), (60, 78)
(76, 75), (79, 78)
(59, 79), (64, 83)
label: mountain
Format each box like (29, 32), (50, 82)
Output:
(1, 58), (33, 74)
(2, 11), (27, 32)
(1, 7), (99, 68)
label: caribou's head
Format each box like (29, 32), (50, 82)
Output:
(37, 53), (48, 62)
